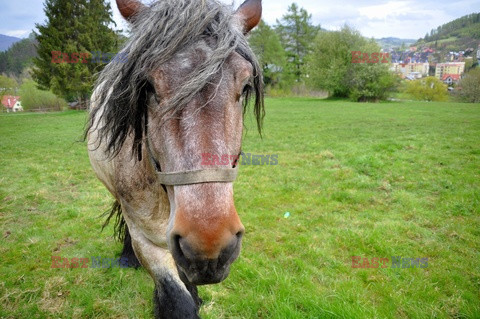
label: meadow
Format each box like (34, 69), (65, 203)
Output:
(0, 98), (479, 318)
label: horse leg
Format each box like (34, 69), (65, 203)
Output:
(153, 272), (200, 319)
(122, 215), (201, 318)
(120, 226), (142, 268)
(178, 268), (203, 308)
(102, 200), (141, 268)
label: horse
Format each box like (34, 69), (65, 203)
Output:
(86, 0), (264, 317)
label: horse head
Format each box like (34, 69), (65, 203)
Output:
(93, 0), (263, 287)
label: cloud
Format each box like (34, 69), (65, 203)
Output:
(355, 1), (453, 38)
(312, 4), (360, 24)
(0, 0), (478, 40)
(268, 0), (477, 39)
(358, 1), (412, 19)
(1, 29), (30, 38)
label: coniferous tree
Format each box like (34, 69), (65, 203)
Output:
(275, 3), (319, 83)
(32, 0), (118, 103)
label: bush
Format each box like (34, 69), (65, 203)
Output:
(307, 26), (397, 102)
(348, 65), (399, 102)
(404, 77), (448, 102)
(455, 68), (480, 103)
(19, 80), (67, 111)
(266, 87), (291, 97)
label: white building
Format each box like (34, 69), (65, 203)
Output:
(1, 95), (23, 112)
(391, 63), (429, 78)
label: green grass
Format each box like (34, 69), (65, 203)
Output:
(423, 36), (459, 47)
(1, 98), (479, 318)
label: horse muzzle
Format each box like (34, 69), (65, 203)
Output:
(170, 227), (243, 285)
(153, 160), (244, 285)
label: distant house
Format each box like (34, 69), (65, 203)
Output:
(435, 62), (465, 80)
(410, 72), (422, 79)
(391, 62), (429, 78)
(442, 74), (461, 86)
(1, 95), (23, 112)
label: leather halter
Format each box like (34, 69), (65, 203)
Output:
(145, 97), (239, 186)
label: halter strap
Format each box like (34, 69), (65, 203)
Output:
(156, 166), (238, 186)
(147, 140), (238, 185)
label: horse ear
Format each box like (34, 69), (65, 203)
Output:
(235, 0), (262, 34)
(116, 0), (146, 21)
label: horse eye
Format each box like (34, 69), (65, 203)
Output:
(242, 83), (252, 95)
(146, 80), (160, 104)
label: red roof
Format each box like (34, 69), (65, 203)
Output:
(442, 74), (460, 81)
(1, 95), (20, 108)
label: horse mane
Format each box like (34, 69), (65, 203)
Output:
(87, 0), (264, 158)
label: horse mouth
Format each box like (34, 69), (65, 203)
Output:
(171, 233), (243, 285)
(178, 262), (232, 285)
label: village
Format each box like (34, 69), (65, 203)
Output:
(389, 43), (480, 87)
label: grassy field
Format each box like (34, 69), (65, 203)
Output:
(1, 98), (479, 318)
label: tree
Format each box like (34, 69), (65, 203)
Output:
(0, 75), (18, 100)
(456, 68), (480, 103)
(275, 3), (319, 83)
(249, 20), (287, 88)
(32, 0), (118, 103)
(464, 57), (474, 72)
(307, 26), (397, 101)
(404, 77), (448, 102)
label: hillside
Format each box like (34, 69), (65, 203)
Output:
(375, 37), (417, 50)
(0, 37), (37, 76)
(415, 13), (480, 51)
(0, 34), (21, 51)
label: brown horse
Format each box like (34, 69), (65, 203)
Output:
(86, 0), (263, 317)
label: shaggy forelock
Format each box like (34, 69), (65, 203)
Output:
(88, 0), (264, 158)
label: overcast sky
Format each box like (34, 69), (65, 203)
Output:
(0, 0), (479, 39)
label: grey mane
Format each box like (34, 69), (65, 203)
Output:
(88, 0), (264, 158)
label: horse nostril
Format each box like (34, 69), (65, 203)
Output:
(236, 230), (244, 239)
(172, 234), (181, 252)
(171, 234), (188, 266)
(177, 236), (200, 261)
(217, 232), (242, 268)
